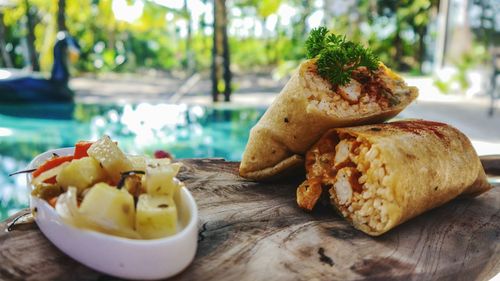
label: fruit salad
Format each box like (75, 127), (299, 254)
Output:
(30, 136), (183, 239)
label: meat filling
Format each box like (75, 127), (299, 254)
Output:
(338, 79), (362, 103)
(304, 63), (413, 117)
(334, 139), (350, 166)
(297, 134), (394, 233)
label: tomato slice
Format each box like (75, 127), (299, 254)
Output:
(32, 155), (74, 178)
(44, 176), (57, 184)
(74, 141), (94, 159)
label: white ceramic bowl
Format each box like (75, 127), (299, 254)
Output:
(27, 147), (198, 280)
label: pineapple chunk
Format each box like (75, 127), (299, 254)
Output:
(144, 162), (182, 196)
(87, 136), (133, 183)
(148, 158), (172, 166)
(56, 157), (106, 193)
(79, 183), (135, 231)
(128, 155), (147, 171)
(128, 155), (172, 172)
(135, 194), (177, 239)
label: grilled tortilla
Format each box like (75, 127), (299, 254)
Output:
(297, 120), (492, 236)
(239, 59), (418, 180)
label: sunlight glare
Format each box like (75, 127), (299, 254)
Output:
(307, 10), (324, 29)
(112, 0), (144, 23)
(161, 0), (210, 35)
(265, 15), (278, 32)
(0, 69), (12, 79)
(0, 128), (13, 137)
(277, 4), (297, 26)
(154, 0), (183, 10)
(471, 140), (500, 156)
(166, 12), (174, 21)
(119, 103), (189, 148)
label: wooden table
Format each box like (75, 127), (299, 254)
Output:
(1, 159), (499, 281)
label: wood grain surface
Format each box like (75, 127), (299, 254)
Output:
(1, 158), (499, 281)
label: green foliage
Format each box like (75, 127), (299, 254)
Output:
(229, 38), (268, 70)
(0, 0), (485, 79)
(256, 0), (281, 18)
(340, 0), (439, 73)
(306, 27), (379, 86)
(191, 33), (212, 71)
(305, 26), (328, 59)
(434, 44), (490, 94)
(470, 0), (500, 48)
(433, 79), (450, 94)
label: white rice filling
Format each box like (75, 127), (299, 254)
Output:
(328, 136), (393, 233)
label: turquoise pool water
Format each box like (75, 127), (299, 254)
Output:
(0, 103), (264, 220)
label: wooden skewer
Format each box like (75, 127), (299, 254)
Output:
(8, 168), (36, 177)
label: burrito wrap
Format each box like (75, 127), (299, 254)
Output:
(240, 59), (418, 180)
(297, 120), (492, 236)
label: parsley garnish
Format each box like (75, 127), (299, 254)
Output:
(305, 26), (379, 86)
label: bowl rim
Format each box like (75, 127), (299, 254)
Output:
(28, 147), (199, 245)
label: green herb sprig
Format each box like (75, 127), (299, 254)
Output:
(305, 26), (379, 86)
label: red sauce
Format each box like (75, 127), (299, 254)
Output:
(349, 170), (364, 193)
(307, 63), (319, 75)
(326, 166), (338, 178)
(318, 138), (336, 154)
(317, 131), (339, 154)
(349, 140), (362, 154)
(335, 161), (357, 170)
(314, 65), (396, 108)
(385, 120), (447, 140)
(305, 151), (316, 173)
(308, 177), (323, 187)
(351, 67), (394, 108)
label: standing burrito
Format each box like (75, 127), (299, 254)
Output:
(239, 27), (418, 180)
(297, 120), (492, 236)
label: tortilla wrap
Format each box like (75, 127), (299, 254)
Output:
(239, 59), (418, 180)
(297, 120), (492, 236)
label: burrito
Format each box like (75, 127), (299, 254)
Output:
(239, 59), (418, 180)
(297, 120), (492, 236)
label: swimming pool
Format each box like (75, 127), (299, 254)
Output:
(0, 103), (264, 220)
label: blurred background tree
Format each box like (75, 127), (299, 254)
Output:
(0, 0), (497, 99)
(211, 0), (231, 102)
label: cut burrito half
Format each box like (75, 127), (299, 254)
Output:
(239, 59), (418, 180)
(297, 120), (492, 236)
